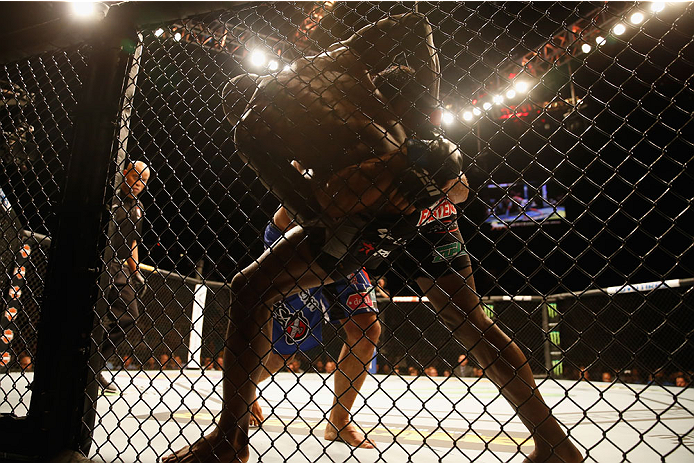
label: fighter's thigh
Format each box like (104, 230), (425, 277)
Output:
(232, 227), (330, 306)
(416, 269), (492, 333)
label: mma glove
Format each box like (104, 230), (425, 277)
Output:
(398, 137), (463, 209)
(131, 272), (147, 297)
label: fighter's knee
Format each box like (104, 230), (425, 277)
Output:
(230, 271), (249, 296)
(345, 315), (381, 344)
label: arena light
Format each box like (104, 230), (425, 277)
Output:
(482, 102), (492, 111)
(174, 32), (182, 42)
(442, 111), (455, 125)
(250, 50), (266, 68)
(154, 28), (164, 37)
(462, 111), (473, 121)
(514, 81), (529, 93)
(613, 24), (626, 36)
(283, 65), (291, 72)
(650, 2), (665, 13)
(581, 43), (592, 53)
(493, 95), (504, 105)
(268, 60), (279, 71)
(71, 2), (96, 17)
(472, 107), (482, 116)
(506, 89), (516, 99)
(596, 36), (606, 46)
(630, 12), (645, 24)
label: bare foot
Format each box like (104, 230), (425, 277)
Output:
(249, 400), (264, 427)
(523, 440), (583, 463)
(324, 421), (376, 449)
(161, 428), (249, 463)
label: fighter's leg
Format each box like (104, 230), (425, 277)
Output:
(417, 271), (582, 463)
(163, 227), (331, 463)
(325, 311), (380, 448)
(250, 351), (294, 427)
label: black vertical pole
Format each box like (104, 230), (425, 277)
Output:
(26, 28), (134, 459)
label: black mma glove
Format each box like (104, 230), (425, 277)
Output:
(131, 272), (147, 297)
(397, 137), (463, 209)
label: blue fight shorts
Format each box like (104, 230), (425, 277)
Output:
(264, 223), (378, 355)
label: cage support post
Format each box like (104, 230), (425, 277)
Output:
(24, 28), (134, 461)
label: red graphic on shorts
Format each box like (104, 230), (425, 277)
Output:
(359, 242), (375, 255)
(285, 317), (308, 341)
(0, 352), (10, 367)
(347, 293), (374, 311)
(417, 199), (456, 227)
(1, 329), (13, 344)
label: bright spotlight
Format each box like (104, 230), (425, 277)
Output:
(154, 28), (164, 37)
(650, 2), (665, 13)
(630, 12), (645, 24)
(472, 107), (482, 116)
(493, 95), (504, 105)
(506, 89), (516, 99)
(482, 102), (492, 111)
(462, 111), (473, 121)
(268, 60), (279, 71)
(596, 36), (606, 46)
(613, 24), (626, 36)
(514, 81), (529, 93)
(283, 65), (291, 72)
(581, 43), (592, 53)
(174, 32), (182, 41)
(72, 2), (96, 17)
(250, 50), (266, 68)
(442, 111), (455, 125)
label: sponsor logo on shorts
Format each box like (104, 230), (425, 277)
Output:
(1, 329), (13, 344)
(346, 293), (374, 311)
(20, 244), (31, 258)
(359, 241), (375, 255)
(297, 291), (322, 313)
(0, 352), (10, 367)
(5, 307), (18, 322)
(417, 199), (456, 227)
(284, 312), (310, 344)
(275, 303), (311, 345)
(432, 242), (466, 263)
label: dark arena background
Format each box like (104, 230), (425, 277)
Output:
(0, 2), (692, 462)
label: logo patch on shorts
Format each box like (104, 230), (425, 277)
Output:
(346, 293), (374, 311)
(433, 242), (465, 263)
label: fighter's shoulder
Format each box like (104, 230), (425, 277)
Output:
(306, 47), (367, 73)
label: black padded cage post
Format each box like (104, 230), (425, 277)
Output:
(0, 3), (243, 462)
(0, 12), (135, 463)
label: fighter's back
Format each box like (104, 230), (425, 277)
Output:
(234, 48), (405, 179)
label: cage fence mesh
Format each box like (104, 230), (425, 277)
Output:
(1, 1), (693, 462)
(1, 46), (86, 417)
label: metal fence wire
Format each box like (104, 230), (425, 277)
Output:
(1, 1), (693, 462)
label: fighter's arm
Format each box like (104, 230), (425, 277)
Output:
(338, 12), (439, 102)
(127, 240), (139, 274)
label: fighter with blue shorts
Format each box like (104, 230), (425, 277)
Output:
(249, 205), (381, 448)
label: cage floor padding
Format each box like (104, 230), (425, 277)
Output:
(2, 371), (693, 462)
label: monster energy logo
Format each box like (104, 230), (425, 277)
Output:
(483, 302), (495, 319)
(552, 359), (563, 376)
(432, 242), (465, 263)
(549, 330), (561, 346)
(547, 302), (558, 319)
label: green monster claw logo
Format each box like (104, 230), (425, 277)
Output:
(432, 242), (466, 263)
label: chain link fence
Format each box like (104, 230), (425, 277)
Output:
(1, 1), (693, 462)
